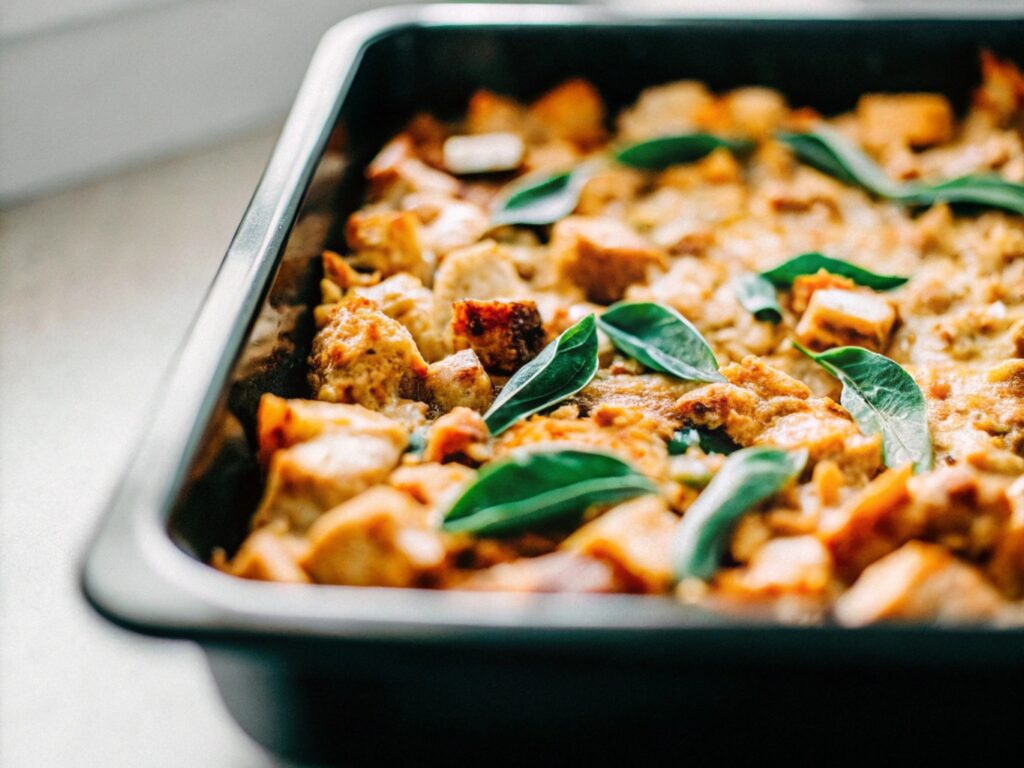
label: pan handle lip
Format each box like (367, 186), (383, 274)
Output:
(80, 3), (1024, 648)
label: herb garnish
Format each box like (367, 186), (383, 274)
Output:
(795, 343), (932, 473)
(490, 161), (600, 226)
(483, 314), (599, 436)
(669, 427), (741, 456)
(673, 446), (807, 581)
(597, 302), (725, 383)
(616, 133), (754, 170)
(780, 127), (1024, 215)
(734, 274), (783, 323)
(443, 449), (657, 535)
(760, 252), (908, 290)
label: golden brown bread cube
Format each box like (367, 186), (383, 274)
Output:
(345, 209), (433, 284)
(425, 349), (494, 413)
(432, 239), (528, 331)
(309, 296), (428, 409)
(551, 216), (668, 304)
(834, 541), (1003, 626)
(353, 273), (447, 362)
(253, 397), (409, 532)
(215, 525), (311, 583)
(450, 299), (546, 375)
(300, 487), (447, 587)
(857, 93), (954, 149)
(529, 78), (607, 149)
(423, 406), (491, 465)
(561, 495), (677, 593)
(456, 551), (620, 593)
(795, 288), (897, 352)
(717, 536), (833, 598)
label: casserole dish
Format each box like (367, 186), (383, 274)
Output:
(83, 4), (1024, 762)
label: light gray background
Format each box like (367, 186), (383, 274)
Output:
(0, 127), (284, 767)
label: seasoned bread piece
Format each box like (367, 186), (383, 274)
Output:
(253, 396), (409, 531)
(617, 81), (714, 141)
(301, 486), (447, 587)
(345, 209), (433, 284)
(423, 407), (491, 465)
(675, 357), (882, 479)
(551, 216), (668, 303)
(834, 541), (1003, 625)
(353, 273), (447, 362)
(432, 240), (528, 332)
(425, 349), (494, 413)
(456, 551), (620, 593)
(215, 524), (311, 583)
(529, 79), (607, 149)
(450, 299), (546, 375)
(562, 496), (677, 593)
(795, 288), (897, 352)
(309, 296), (427, 409)
(495, 406), (669, 481)
(857, 93), (954, 150)
(717, 536), (833, 598)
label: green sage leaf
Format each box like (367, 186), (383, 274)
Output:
(483, 314), (599, 436)
(778, 126), (905, 198)
(795, 343), (932, 473)
(443, 449), (657, 535)
(598, 302), (725, 383)
(734, 274), (783, 323)
(673, 446), (807, 581)
(491, 161), (598, 226)
(616, 133), (754, 170)
(781, 127), (1024, 216)
(669, 427), (740, 456)
(900, 174), (1024, 215)
(760, 252), (908, 290)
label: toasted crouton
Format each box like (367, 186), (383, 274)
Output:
(423, 407), (491, 465)
(562, 495), (677, 593)
(425, 349), (494, 412)
(834, 541), (1003, 625)
(309, 296), (427, 408)
(345, 209), (433, 284)
(432, 240), (528, 331)
(795, 288), (897, 352)
(301, 487), (447, 587)
(456, 552), (620, 593)
(551, 216), (667, 303)
(450, 299), (546, 375)
(253, 398), (409, 531)
(353, 273), (447, 362)
(215, 525), (311, 583)
(857, 93), (954, 150)
(529, 79), (607, 149)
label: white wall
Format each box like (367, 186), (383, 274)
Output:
(0, 0), (408, 204)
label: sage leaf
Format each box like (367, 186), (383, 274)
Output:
(795, 343), (932, 473)
(443, 449), (657, 535)
(778, 127), (905, 197)
(616, 133), (754, 170)
(734, 274), (783, 323)
(598, 302), (725, 383)
(761, 252), (908, 290)
(491, 161), (598, 226)
(483, 314), (599, 436)
(673, 446), (807, 581)
(781, 127), (1024, 216)
(900, 174), (1024, 216)
(669, 427), (740, 456)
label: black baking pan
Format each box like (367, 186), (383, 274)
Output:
(82, 4), (1024, 764)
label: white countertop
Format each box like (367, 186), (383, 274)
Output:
(0, 126), (296, 767)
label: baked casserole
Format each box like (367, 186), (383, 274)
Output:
(216, 53), (1024, 626)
